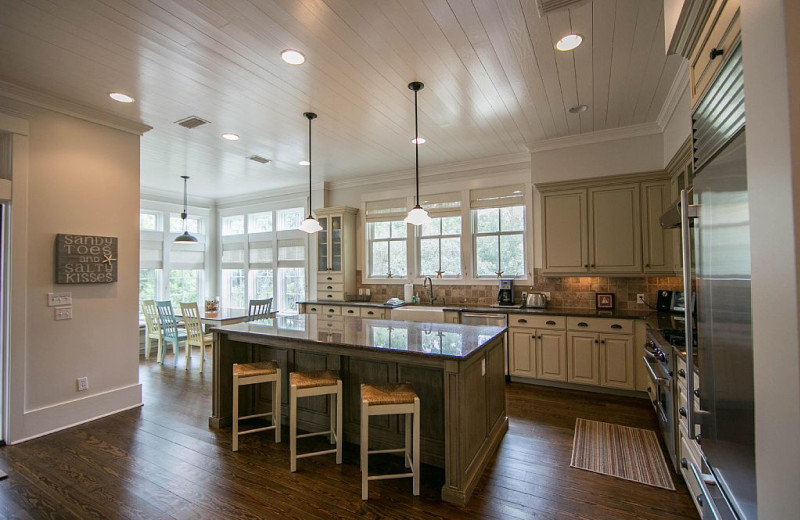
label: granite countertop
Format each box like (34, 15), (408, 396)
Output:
(213, 314), (505, 360)
(298, 300), (406, 308)
(441, 303), (652, 320)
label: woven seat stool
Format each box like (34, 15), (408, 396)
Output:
(289, 370), (343, 472)
(232, 361), (281, 451)
(360, 383), (420, 500)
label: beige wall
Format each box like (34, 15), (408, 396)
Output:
(1, 97), (143, 442)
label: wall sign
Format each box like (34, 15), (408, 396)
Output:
(55, 234), (118, 284)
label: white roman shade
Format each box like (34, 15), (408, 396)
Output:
(470, 185), (525, 209)
(419, 192), (461, 217)
(365, 198), (408, 222)
(140, 239), (163, 269)
(249, 241), (274, 269)
(221, 237), (246, 269)
(170, 243), (205, 269)
(278, 239), (305, 268)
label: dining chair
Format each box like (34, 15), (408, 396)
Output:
(156, 300), (187, 366)
(248, 298), (273, 321)
(141, 300), (162, 361)
(180, 302), (213, 373)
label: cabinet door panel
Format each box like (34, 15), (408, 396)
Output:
(642, 180), (672, 273)
(537, 330), (567, 381)
(567, 332), (599, 385)
(316, 216), (329, 271)
(589, 184), (642, 273)
(510, 330), (536, 378)
(600, 334), (635, 390)
(542, 190), (588, 273)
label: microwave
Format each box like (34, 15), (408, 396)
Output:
(657, 290), (694, 313)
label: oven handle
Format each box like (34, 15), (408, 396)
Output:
(689, 462), (725, 520)
(643, 356), (670, 424)
(642, 355), (670, 385)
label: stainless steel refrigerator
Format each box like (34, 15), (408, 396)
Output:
(680, 42), (756, 520)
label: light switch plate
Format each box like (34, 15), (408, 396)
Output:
(48, 292), (72, 307)
(55, 306), (72, 320)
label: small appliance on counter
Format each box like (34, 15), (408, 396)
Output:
(656, 290), (695, 314)
(496, 278), (515, 306)
(525, 292), (547, 308)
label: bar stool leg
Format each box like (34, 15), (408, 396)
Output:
(290, 383), (297, 472)
(274, 370), (281, 443)
(336, 380), (343, 464)
(232, 370), (239, 452)
(413, 396), (420, 496)
(405, 412), (412, 468)
(361, 397), (369, 500)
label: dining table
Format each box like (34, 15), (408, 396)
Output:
(177, 307), (253, 332)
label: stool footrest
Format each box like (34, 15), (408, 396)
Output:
(238, 411), (275, 421)
(296, 430), (334, 440)
(237, 425), (277, 436)
(368, 472), (414, 481)
(367, 448), (406, 455)
(296, 448), (337, 459)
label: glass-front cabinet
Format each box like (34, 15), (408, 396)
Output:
(314, 207), (358, 301)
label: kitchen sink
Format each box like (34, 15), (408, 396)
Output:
(390, 306), (445, 323)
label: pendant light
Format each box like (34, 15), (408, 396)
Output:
(298, 111), (323, 234)
(174, 175), (199, 243)
(404, 81), (432, 226)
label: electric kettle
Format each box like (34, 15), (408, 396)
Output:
(526, 292), (547, 308)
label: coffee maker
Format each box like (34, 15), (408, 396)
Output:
(497, 278), (515, 306)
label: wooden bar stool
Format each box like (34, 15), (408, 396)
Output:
(289, 370), (343, 472)
(232, 361), (281, 451)
(360, 383), (420, 500)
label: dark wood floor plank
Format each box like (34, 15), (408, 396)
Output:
(0, 356), (698, 520)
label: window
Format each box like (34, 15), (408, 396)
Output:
(222, 215), (245, 236)
(368, 221), (407, 278)
(248, 212), (273, 233)
(249, 270), (274, 299)
(278, 268), (305, 313)
(139, 269), (160, 315)
(419, 217), (461, 277)
(222, 269), (246, 308)
(170, 214), (202, 234)
(471, 186), (526, 278)
(140, 211), (160, 231)
(276, 207), (303, 231)
(169, 269), (201, 307)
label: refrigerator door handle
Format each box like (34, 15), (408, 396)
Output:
(680, 188), (700, 437)
(689, 462), (726, 520)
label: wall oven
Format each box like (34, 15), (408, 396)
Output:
(643, 330), (677, 470)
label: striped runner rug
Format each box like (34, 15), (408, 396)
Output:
(570, 418), (675, 490)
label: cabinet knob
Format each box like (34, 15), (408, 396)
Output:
(694, 388), (700, 398)
(679, 407), (687, 417)
(600, 339), (605, 344)
(594, 339), (599, 344)
(709, 47), (724, 60)
(645, 263), (650, 267)
(680, 457), (688, 469)
(695, 434), (702, 445)
(678, 368), (686, 378)
(531, 335), (536, 339)
(584, 264), (588, 268)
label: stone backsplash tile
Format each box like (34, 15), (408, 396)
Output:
(354, 270), (683, 311)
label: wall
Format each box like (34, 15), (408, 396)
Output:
(740, 0), (800, 517)
(0, 96), (144, 442)
(662, 86), (692, 166)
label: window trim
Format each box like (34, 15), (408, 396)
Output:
(471, 206), (527, 279)
(416, 216), (463, 279)
(366, 219), (409, 280)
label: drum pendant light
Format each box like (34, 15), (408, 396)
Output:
(298, 112), (323, 234)
(174, 175), (199, 243)
(404, 81), (432, 226)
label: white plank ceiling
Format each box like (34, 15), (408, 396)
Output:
(0, 0), (683, 199)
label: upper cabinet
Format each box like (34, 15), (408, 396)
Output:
(314, 206), (358, 301)
(539, 172), (672, 276)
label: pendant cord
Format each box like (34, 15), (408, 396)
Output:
(181, 175), (189, 230)
(308, 115), (312, 216)
(414, 88), (419, 205)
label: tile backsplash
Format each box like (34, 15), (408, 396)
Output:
(354, 270), (683, 310)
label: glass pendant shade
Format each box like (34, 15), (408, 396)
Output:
(299, 216), (323, 233)
(299, 112), (322, 234)
(174, 175), (199, 244)
(404, 204), (432, 226)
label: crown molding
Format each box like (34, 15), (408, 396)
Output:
(0, 80), (152, 136)
(326, 152), (531, 191)
(214, 181), (326, 209)
(528, 122), (662, 153)
(140, 186), (215, 208)
(656, 59), (690, 130)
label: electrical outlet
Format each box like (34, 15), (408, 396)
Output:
(637, 294), (646, 304)
(47, 292), (72, 307)
(77, 377), (88, 392)
(54, 306), (72, 320)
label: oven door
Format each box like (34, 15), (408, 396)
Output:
(643, 353), (676, 468)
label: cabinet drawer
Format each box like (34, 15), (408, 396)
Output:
(305, 304), (321, 314)
(566, 317), (633, 334)
(690, 0), (741, 107)
(321, 305), (341, 316)
(508, 314), (565, 330)
(679, 433), (704, 515)
(341, 306), (361, 316)
(318, 318), (344, 332)
(676, 356), (700, 389)
(317, 282), (344, 292)
(317, 273), (344, 283)
(678, 385), (702, 441)
(318, 291), (345, 301)
(360, 308), (386, 319)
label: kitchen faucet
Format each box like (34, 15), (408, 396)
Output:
(423, 276), (436, 304)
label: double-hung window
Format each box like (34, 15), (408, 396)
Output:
(471, 186), (526, 278)
(277, 239), (305, 312)
(365, 199), (408, 278)
(417, 193), (462, 278)
(221, 223), (246, 308)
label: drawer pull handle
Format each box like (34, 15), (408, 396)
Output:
(310, 307), (317, 312)
(347, 310), (355, 314)
(518, 319), (527, 324)
(327, 309), (335, 313)
(367, 311), (374, 315)
(327, 286), (333, 290)
(678, 368), (686, 378)
(679, 407), (687, 417)
(577, 322), (588, 327)
(546, 320), (556, 326)
(709, 47), (724, 60)
(610, 324), (622, 329)
(327, 295), (333, 298)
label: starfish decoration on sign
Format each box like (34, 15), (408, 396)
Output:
(386, 272), (393, 279)
(102, 253), (117, 266)
(436, 269), (444, 278)
(495, 270), (504, 278)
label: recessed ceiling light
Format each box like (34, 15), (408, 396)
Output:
(281, 49), (305, 65)
(221, 133), (240, 141)
(108, 92), (135, 103)
(298, 160), (311, 166)
(411, 137), (426, 144)
(569, 104), (589, 114)
(556, 34), (583, 51)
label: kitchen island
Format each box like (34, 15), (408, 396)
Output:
(211, 314), (507, 506)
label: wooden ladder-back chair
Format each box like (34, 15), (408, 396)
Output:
(141, 300), (162, 361)
(180, 302), (213, 372)
(248, 298), (273, 321)
(156, 300), (187, 366)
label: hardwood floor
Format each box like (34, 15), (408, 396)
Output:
(0, 352), (699, 519)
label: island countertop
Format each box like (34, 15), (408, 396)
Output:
(212, 314), (506, 360)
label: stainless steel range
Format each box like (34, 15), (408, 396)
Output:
(643, 329), (677, 470)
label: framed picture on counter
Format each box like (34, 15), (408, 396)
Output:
(596, 292), (615, 309)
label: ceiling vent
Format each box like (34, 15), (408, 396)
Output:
(248, 155), (271, 164)
(535, 0), (590, 17)
(175, 116), (210, 129)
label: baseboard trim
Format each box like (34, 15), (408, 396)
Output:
(509, 377), (647, 399)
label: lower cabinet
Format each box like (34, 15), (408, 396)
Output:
(565, 330), (635, 390)
(509, 324), (567, 382)
(567, 332), (600, 385)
